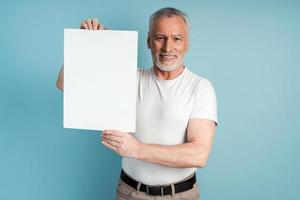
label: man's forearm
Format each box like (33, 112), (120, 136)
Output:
(101, 129), (212, 168)
(56, 65), (64, 91)
(136, 142), (209, 168)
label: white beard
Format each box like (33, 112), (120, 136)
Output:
(152, 53), (184, 72)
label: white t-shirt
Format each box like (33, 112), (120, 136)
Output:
(122, 66), (218, 185)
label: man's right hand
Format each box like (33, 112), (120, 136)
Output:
(80, 17), (106, 30)
(56, 17), (106, 91)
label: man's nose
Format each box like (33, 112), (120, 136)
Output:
(162, 38), (174, 53)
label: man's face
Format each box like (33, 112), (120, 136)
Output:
(148, 16), (189, 72)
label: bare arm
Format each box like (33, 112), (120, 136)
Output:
(55, 17), (105, 92)
(102, 119), (216, 168)
(137, 119), (216, 168)
(56, 65), (64, 91)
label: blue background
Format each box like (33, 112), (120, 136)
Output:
(1, 0), (299, 199)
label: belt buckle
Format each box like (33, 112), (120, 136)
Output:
(146, 185), (164, 196)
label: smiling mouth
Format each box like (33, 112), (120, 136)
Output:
(159, 54), (176, 61)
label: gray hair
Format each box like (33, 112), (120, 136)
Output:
(149, 7), (189, 32)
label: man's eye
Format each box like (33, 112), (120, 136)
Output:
(174, 38), (182, 41)
(156, 37), (164, 40)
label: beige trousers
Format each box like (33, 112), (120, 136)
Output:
(116, 178), (200, 200)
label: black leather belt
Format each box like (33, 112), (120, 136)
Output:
(120, 169), (196, 196)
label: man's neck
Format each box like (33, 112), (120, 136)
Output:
(153, 65), (185, 80)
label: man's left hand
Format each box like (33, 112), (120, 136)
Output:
(101, 130), (141, 158)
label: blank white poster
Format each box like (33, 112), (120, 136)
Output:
(64, 29), (137, 132)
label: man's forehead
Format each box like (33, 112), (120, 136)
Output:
(150, 28), (188, 37)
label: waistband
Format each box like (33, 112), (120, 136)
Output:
(120, 169), (196, 196)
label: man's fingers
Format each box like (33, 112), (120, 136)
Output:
(92, 18), (98, 30)
(103, 138), (119, 147)
(86, 19), (93, 30)
(80, 22), (88, 29)
(80, 17), (106, 30)
(103, 130), (124, 137)
(102, 141), (118, 152)
(98, 23), (105, 30)
(102, 134), (121, 143)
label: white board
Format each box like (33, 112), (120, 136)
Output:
(64, 29), (137, 132)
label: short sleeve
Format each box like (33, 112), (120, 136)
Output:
(189, 80), (218, 125)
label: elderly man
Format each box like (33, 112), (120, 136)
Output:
(57, 7), (218, 200)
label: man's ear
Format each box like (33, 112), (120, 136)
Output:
(147, 32), (151, 49)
